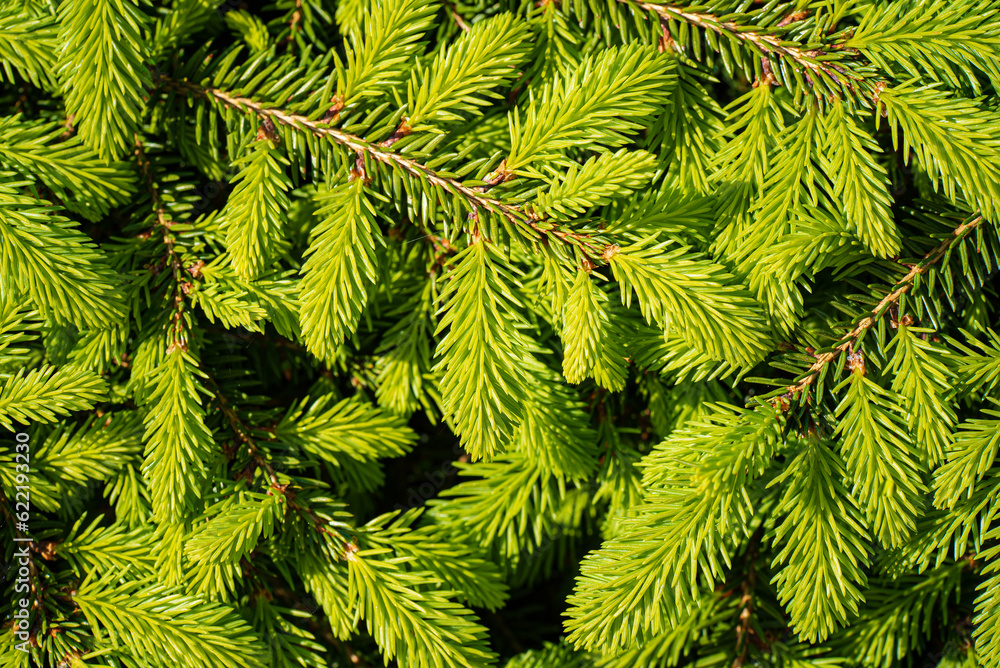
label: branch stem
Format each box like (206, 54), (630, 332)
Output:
(164, 80), (611, 262)
(786, 214), (984, 395)
(623, 2), (864, 88)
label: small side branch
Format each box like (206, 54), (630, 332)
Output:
(626, 2), (864, 89)
(785, 214), (984, 396)
(165, 80), (614, 263)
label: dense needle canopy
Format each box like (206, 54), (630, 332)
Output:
(1, 1), (1000, 667)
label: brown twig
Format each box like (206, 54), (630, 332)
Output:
(627, 2), (862, 88)
(189, 84), (522, 220)
(202, 374), (355, 555)
(163, 80), (612, 262)
(203, 372), (280, 487)
(732, 526), (767, 667)
(135, 134), (192, 348)
(785, 214), (984, 396)
(443, 0), (470, 31)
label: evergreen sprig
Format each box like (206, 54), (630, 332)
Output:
(57, 0), (152, 161)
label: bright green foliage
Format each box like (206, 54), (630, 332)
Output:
(0, 5), (58, 90)
(0, 115), (134, 221)
(710, 83), (783, 216)
(224, 11), (271, 54)
(23, 412), (143, 513)
(837, 563), (965, 665)
(60, 515), (156, 576)
(834, 366), (926, 549)
(565, 405), (782, 650)
(0, 180), (124, 329)
(976, 516), (1000, 666)
(222, 139), (292, 280)
(347, 547), (497, 667)
(185, 491), (285, 565)
(57, 0), (152, 161)
(299, 178), (382, 363)
(878, 85), (1000, 220)
(366, 511), (510, 610)
(532, 149), (657, 219)
(935, 405), (1000, 508)
(274, 394), (417, 465)
(950, 327), (1000, 395)
(0, 300), (36, 374)
(247, 598), (329, 668)
(374, 279), (436, 416)
(845, 0), (1000, 93)
(0, 364), (106, 430)
(5, 1), (1000, 666)
(744, 107), (821, 265)
(140, 347), (214, 524)
(74, 573), (267, 667)
(505, 45), (675, 175)
(650, 63), (726, 195)
(337, 0), (437, 105)
(822, 102), (899, 258)
(406, 13), (531, 131)
(609, 240), (770, 368)
(887, 325), (956, 466)
(769, 439), (870, 642)
(561, 270), (627, 391)
(435, 241), (531, 460)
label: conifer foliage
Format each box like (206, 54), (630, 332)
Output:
(5, 0), (1000, 666)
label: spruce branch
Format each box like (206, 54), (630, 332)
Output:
(784, 213), (984, 397)
(609, 239), (771, 368)
(833, 362), (926, 550)
(134, 135), (191, 346)
(27, 412), (143, 512)
(0, 365), (107, 430)
(9, 3), (1000, 663)
(299, 178), (382, 363)
(0, 5), (59, 90)
(274, 394), (417, 468)
(561, 270), (629, 391)
(337, 0), (438, 105)
(220, 137), (292, 281)
(769, 438), (871, 641)
(844, 0), (1000, 95)
(434, 240), (532, 460)
(622, 1), (866, 94)
(503, 44), (676, 175)
(60, 515), (155, 577)
(57, 0), (153, 161)
(175, 82), (524, 221)
(877, 86), (1000, 220)
(0, 178), (126, 329)
(934, 404), (1000, 510)
(566, 404), (784, 651)
(405, 13), (532, 131)
(139, 347), (215, 524)
(0, 114), (134, 221)
(949, 328), (1000, 396)
(166, 80), (624, 262)
(345, 545), (498, 668)
(202, 370), (280, 487)
(73, 574), (268, 668)
(185, 490), (285, 566)
(886, 325), (956, 467)
(821, 101), (899, 258)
